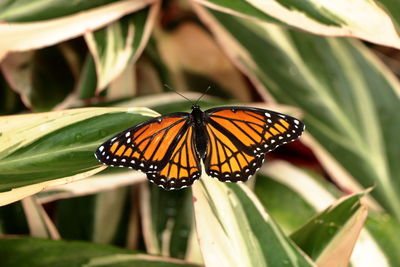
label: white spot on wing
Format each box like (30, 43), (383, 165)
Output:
(99, 146), (104, 152)
(125, 132), (131, 137)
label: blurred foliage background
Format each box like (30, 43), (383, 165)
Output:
(0, 0), (400, 266)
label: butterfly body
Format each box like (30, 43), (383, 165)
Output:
(191, 105), (208, 159)
(95, 105), (305, 190)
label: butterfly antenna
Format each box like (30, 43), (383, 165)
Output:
(195, 85), (211, 105)
(164, 84), (194, 105)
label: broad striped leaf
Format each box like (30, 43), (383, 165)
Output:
(192, 177), (315, 267)
(0, 107), (158, 205)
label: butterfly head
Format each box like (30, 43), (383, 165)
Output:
(191, 104), (205, 125)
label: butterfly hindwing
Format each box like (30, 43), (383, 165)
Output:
(95, 113), (190, 174)
(147, 126), (202, 190)
(204, 106), (305, 182)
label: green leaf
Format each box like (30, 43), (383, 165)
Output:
(291, 192), (368, 265)
(195, 0), (400, 48)
(192, 177), (315, 267)
(197, 8), (400, 221)
(78, 54), (98, 100)
(0, 107), (158, 205)
(0, 237), (197, 267)
(85, 4), (159, 91)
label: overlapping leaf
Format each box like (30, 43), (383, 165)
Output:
(0, 0), (156, 61)
(257, 161), (400, 266)
(0, 107), (158, 205)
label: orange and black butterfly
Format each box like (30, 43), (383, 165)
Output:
(95, 105), (305, 190)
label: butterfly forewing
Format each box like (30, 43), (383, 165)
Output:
(204, 107), (305, 181)
(95, 113), (189, 173)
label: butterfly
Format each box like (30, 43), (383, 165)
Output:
(95, 105), (305, 190)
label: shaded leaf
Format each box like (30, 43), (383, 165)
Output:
(0, 237), (198, 267)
